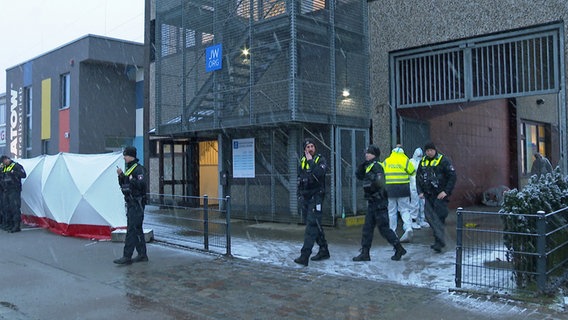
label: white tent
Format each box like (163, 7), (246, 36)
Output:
(19, 152), (127, 239)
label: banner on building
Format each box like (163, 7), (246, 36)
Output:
(9, 87), (23, 158)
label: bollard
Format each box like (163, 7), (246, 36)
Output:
(203, 195), (209, 251)
(225, 196), (232, 257)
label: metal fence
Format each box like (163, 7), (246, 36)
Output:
(455, 207), (568, 294)
(144, 193), (232, 256)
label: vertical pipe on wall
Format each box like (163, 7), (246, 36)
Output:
(557, 25), (566, 173)
(289, 128), (298, 217)
(288, 0), (297, 120)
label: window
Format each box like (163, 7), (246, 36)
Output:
(25, 87), (32, 156)
(521, 121), (550, 174)
(0, 100), (5, 125)
(61, 73), (70, 109)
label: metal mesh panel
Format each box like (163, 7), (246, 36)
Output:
(338, 128), (368, 216)
(336, 50), (367, 117)
(155, 0), (369, 134)
(335, 0), (364, 34)
(456, 208), (568, 294)
(227, 126), (334, 225)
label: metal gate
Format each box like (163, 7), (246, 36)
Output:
(400, 117), (429, 156)
(389, 23), (566, 168)
(392, 24), (561, 108)
(336, 128), (368, 217)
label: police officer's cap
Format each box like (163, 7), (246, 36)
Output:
(424, 142), (436, 151)
(0, 155), (10, 162)
(303, 138), (316, 150)
(123, 146), (137, 158)
(366, 145), (380, 157)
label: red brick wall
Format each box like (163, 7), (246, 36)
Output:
(400, 99), (511, 208)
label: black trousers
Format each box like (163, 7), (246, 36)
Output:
(123, 199), (147, 258)
(423, 195), (449, 246)
(300, 192), (328, 255)
(3, 190), (21, 229)
(360, 198), (399, 249)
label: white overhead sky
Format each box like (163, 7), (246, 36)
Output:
(0, 0), (145, 92)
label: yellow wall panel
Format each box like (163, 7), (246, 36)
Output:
(41, 79), (51, 140)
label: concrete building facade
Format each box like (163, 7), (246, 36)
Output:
(5, 35), (144, 159)
(369, 1), (567, 207)
(144, 0), (568, 222)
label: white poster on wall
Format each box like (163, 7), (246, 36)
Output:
(232, 138), (255, 178)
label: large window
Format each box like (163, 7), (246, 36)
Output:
(521, 121), (550, 175)
(61, 73), (70, 109)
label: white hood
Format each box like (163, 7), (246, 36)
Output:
(412, 147), (423, 161)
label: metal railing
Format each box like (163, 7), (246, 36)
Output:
(144, 193), (232, 256)
(455, 207), (568, 294)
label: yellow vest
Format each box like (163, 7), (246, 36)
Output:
(420, 154), (443, 167)
(300, 155), (320, 170)
(383, 152), (415, 185)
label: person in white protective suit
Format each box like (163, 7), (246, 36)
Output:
(409, 148), (429, 230)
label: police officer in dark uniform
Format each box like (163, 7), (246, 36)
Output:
(0, 155), (27, 233)
(416, 142), (457, 253)
(293, 138), (330, 266)
(114, 146), (148, 265)
(353, 145), (407, 261)
(0, 161), (4, 230)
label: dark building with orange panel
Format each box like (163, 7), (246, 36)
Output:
(5, 35), (144, 158)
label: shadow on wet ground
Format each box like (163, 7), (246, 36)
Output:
(1, 205), (565, 319)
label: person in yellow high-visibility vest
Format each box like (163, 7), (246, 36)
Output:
(383, 145), (415, 243)
(352, 145), (406, 262)
(0, 155), (26, 233)
(293, 138), (330, 266)
(417, 142), (457, 253)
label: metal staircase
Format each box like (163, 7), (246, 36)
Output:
(184, 26), (283, 127)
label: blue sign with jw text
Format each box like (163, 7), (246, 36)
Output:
(206, 44), (222, 72)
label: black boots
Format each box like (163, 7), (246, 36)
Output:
(310, 247), (330, 261)
(352, 248), (371, 261)
(391, 243), (407, 261)
(294, 253), (309, 266)
(431, 241), (445, 253)
(113, 257), (132, 265)
(9, 222), (20, 233)
(132, 255), (149, 263)
(352, 245), (406, 262)
(295, 246), (330, 266)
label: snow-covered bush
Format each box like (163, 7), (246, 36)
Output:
(500, 167), (568, 291)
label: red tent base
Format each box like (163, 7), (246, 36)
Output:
(22, 214), (125, 240)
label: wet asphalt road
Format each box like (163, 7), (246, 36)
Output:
(0, 226), (565, 320)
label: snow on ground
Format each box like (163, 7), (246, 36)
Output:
(145, 215), (567, 317)
(230, 231), (456, 289)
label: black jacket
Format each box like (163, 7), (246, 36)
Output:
(118, 159), (147, 201)
(356, 160), (388, 206)
(1, 160), (27, 192)
(416, 152), (457, 197)
(298, 153), (327, 196)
